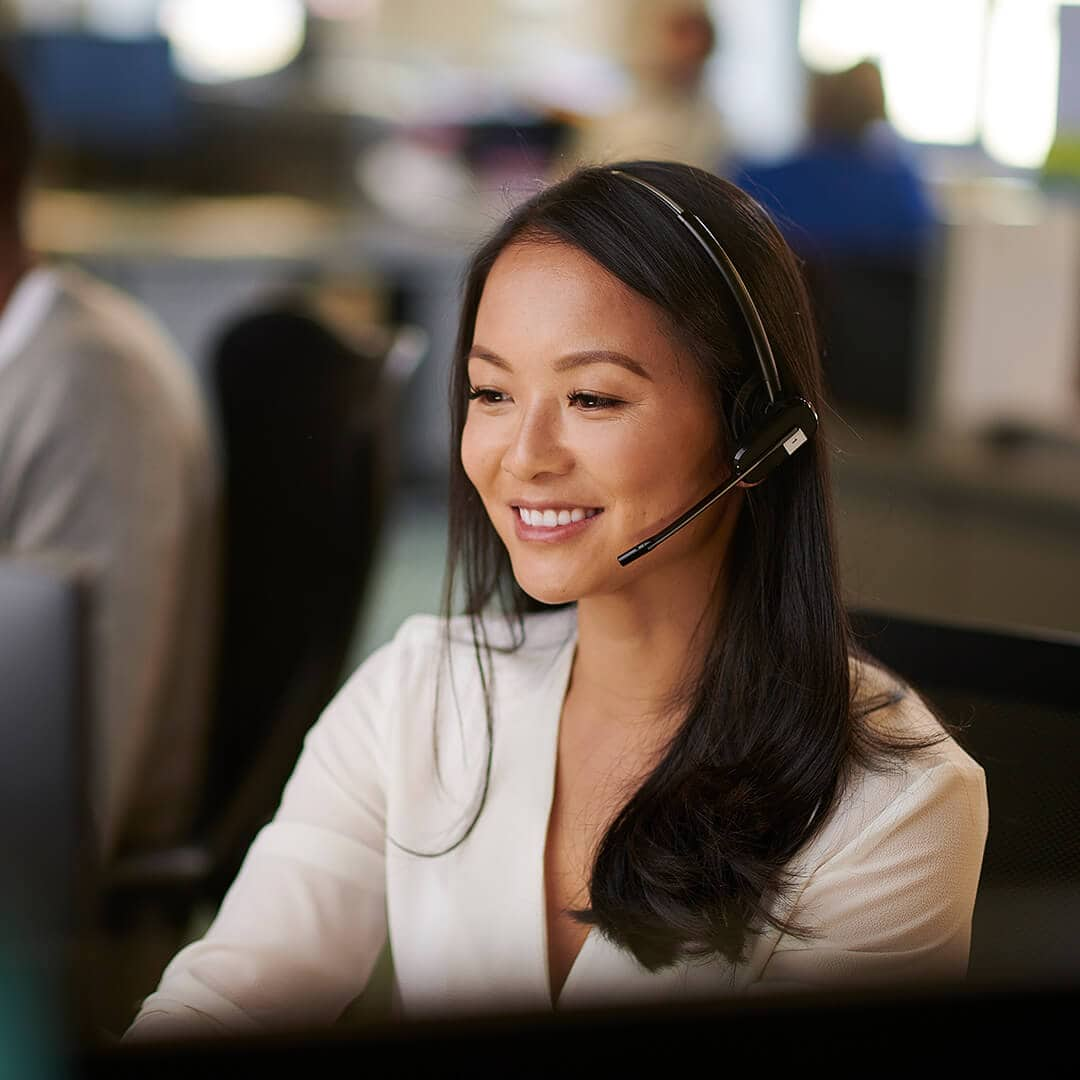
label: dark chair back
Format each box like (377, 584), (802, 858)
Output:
(850, 608), (1080, 987)
(202, 310), (379, 825)
(105, 303), (425, 914)
(804, 256), (924, 424)
(199, 305), (424, 891)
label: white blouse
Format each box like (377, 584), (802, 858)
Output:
(127, 607), (988, 1039)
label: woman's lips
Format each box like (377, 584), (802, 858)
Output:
(511, 504), (603, 542)
(517, 506), (600, 527)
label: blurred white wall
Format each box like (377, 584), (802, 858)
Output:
(708, 0), (804, 158)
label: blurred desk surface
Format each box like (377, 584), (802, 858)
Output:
(29, 189), (349, 263)
(27, 187), (474, 265)
(829, 413), (1080, 635)
(829, 413), (1080, 526)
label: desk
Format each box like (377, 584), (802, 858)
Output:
(830, 415), (1080, 634)
(78, 982), (1077, 1073)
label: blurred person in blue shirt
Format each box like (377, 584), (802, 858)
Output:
(732, 61), (937, 422)
(733, 60), (936, 264)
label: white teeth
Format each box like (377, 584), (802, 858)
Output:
(517, 506), (599, 528)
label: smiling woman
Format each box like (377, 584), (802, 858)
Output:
(124, 162), (988, 1039)
(461, 239), (728, 609)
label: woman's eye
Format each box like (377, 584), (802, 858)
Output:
(467, 386), (509, 405)
(568, 390), (621, 411)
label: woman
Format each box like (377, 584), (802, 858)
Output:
(126, 162), (987, 1038)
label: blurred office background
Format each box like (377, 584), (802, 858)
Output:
(1, 0), (1079, 1060)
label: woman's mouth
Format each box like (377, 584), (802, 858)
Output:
(512, 505), (603, 540)
(517, 506), (600, 527)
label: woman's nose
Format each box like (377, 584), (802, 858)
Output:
(501, 399), (572, 481)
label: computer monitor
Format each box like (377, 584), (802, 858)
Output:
(0, 556), (92, 1050)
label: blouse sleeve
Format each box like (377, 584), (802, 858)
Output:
(123, 643), (395, 1041)
(748, 755), (989, 994)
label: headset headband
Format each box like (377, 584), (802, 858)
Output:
(609, 169), (784, 406)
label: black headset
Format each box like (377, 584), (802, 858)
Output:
(610, 170), (819, 567)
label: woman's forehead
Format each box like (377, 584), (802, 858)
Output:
(474, 240), (683, 363)
(481, 239), (628, 301)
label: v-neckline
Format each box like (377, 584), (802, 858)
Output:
(537, 624), (591, 1010)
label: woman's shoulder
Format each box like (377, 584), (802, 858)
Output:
(848, 653), (982, 775)
(797, 654), (988, 875)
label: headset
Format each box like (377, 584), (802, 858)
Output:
(610, 170), (819, 567)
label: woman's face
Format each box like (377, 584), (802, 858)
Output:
(460, 239), (734, 607)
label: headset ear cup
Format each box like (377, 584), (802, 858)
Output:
(731, 397), (818, 485)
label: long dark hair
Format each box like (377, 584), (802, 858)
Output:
(439, 161), (944, 971)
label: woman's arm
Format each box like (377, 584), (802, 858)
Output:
(749, 756), (989, 993)
(123, 651), (394, 1040)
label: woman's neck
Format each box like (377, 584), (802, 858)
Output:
(570, 550), (729, 728)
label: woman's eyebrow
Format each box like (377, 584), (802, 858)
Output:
(554, 350), (652, 380)
(466, 346), (512, 371)
(467, 346), (652, 380)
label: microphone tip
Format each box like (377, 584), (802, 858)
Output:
(617, 542), (651, 567)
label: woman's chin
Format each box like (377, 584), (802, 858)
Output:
(521, 587), (580, 607)
(512, 573), (583, 608)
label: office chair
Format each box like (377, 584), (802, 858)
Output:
(850, 608), (1080, 987)
(103, 301), (426, 937)
(804, 255), (924, 424)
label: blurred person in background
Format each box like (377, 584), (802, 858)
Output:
(124, 161), (985, 1041)
(732, 60), (937, 262)
(732, 60), (939, 421)
(0, 65), (220, 863)
(556, 0), (728, 175)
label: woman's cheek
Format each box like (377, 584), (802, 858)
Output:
(459, 418), (488, 490)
